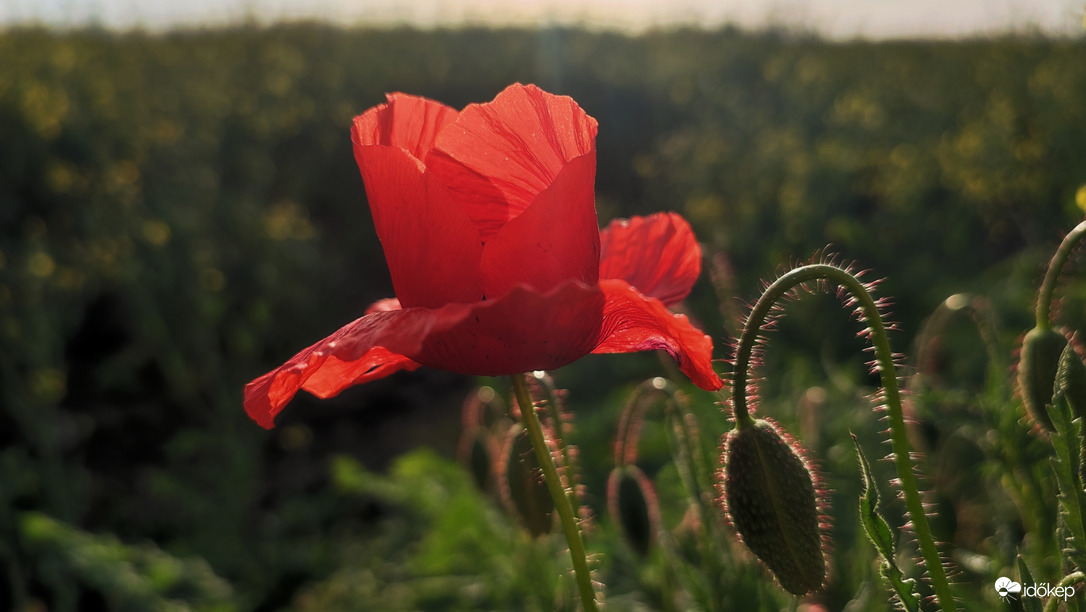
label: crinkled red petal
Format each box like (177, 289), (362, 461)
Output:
(599, 212), (702, 307)
(243, 307), (465, 429)
(591, 279), (723, 391)
(481, 153), (600, 298)
(245, 282), (608, 428)
(414, 280), (606, 375)
(352, 123), (484, 309)
(352, 92), (458, 161)
(427, 83), (598, 241)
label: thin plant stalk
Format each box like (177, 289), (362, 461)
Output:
(511, 373), (598, 612)
(730, 263), (957, 611)
(1037, 220), (1086, 330)
(1043, 572), (1084, 612)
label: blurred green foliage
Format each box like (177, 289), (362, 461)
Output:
(3, 22), (1086, 610)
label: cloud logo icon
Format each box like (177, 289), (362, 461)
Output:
(995, 577), (1022, 600)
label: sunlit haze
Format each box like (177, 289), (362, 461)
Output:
(1, 0), (1082, 38)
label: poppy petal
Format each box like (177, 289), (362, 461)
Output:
(353, 92), (458, 161)
(366, 297), (402, 314)
(415, 281), (606, 376)
(244, 282), (607, 428)
(353, 124), (484, 309)
(428, 83), (598, 240)
(592, 279), (723, 391)
(599, 212), (702, 306)
(243, 307), (467, 429)
(480, 153), (600, 298)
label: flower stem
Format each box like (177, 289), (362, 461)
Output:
(1037, 220), (1086, 330)
(511, 373), (598, 612)
(731, 263), (957, 612)
(1043, 572), (1084, 612)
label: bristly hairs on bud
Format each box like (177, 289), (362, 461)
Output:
(724, 255), (958, 611)
(1016, 219), (1086, 433)
(719, 416), (829, 596)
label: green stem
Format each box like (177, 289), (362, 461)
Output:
(1037, 220), (1086, 330)
(511, 373), (598, 612)
(731, 263), (957, 611)
(1042, 571), (1084, 612)
(533, 373), (580, 510)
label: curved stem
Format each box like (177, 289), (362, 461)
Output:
(1042, 571), (1083, 612)
(1037, 220), (1086, 330)
(511, 373), (598, 612)
(731, 263), (957, 611)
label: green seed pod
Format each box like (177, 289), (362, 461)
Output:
(721, 418), (826, 596)
(499, 424), (554, 538)
(607, 464), (660, 557)
(1018, 326), (1068, 431)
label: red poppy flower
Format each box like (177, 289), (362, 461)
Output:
(244, 84), (722, 429)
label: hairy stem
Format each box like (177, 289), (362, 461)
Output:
(1042, 571), (1083, 612)
(511, 373), (598, 612)
(731, 263), (957, 611)
(1037, 220), (1086, 330)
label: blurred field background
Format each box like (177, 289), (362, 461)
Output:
(4, 16), (1086, 611)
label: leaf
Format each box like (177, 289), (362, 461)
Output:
(1017, 556), (1042, 612)
(1046, 390), (1086, 571)
(851, 434), (921, 612)
(19, 512), (234, 612)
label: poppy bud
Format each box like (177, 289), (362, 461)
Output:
(459, 427), (495, 493)
(1018, 326), (1068, 431)
(499, 424), (554, 537)
(607, 465), (660, 557)
(721, 418), (826, 596)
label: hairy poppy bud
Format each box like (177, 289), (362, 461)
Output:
(721, 419), (826, 596)
(1019, 326), (1068, 431)
(499, 424), (554, 537)
(607, 465), (660, 557)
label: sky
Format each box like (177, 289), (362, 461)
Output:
(0, 0), (1082, 39)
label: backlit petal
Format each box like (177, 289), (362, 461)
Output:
(592, 279), (723, 391)
(481, 153), (599, 298)
(599, 212), (702, 306)
(353, 92), (458, 162)
(244, 282), (608, 428)
(428, 83), (598, 240)
(366, 297), (401, 314)
(244, 307), (466, 429)
(353, 123), (484, 308)
(415, 281), (605, 376)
